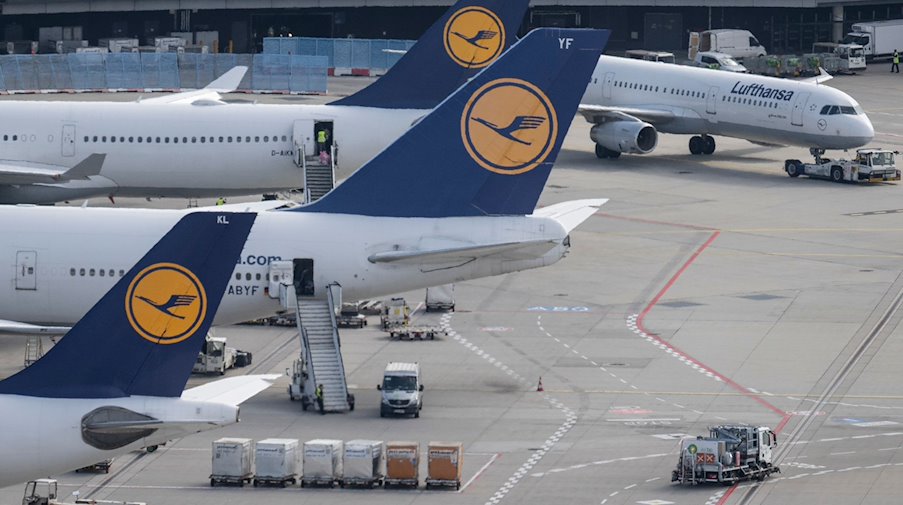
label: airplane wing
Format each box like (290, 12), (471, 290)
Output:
(800, 67), (833, 85)
(532, 199), (608, 233)
(138, 66), (248, 105)
(0, 319), (70, 336)
(578, 104), (676, 125)
(0, 153), (105, 185)
(181, 374), (280, 405)
(368, 239), (560, 265)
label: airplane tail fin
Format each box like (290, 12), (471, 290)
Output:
(0, 212), (256, 399)
(296, 28), (610, 218)
(331, 0), (529, 109)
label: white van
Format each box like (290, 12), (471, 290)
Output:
(693, 51), (748, 73)
(377, 362), (423, 418)
(690, 29), (766, 60)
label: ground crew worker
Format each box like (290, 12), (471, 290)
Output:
(316, 128), (329, 154)
(893, 50), (900, 73)
(215, 197), (226, 206)
(315, 383), (325, 414)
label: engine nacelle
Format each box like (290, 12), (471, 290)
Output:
(590, 121), (658, 154)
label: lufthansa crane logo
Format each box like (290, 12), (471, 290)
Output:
(461, 78), (558, 175)
(443, 6), (505, 68)
(125, 262), (207, 345)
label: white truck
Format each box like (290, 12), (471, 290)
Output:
(785, 148), (900, 183)
(689, 29), (767, 60)
(672, 425), (780, 485)
(843, 19), (903, 59)
(193, 335), (252, 375)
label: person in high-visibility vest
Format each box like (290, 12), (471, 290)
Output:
(215, 197), (226, 206)
(315, 383), (325, 414)
(316, 128), (329, 154)
(893, 50), (900, 73)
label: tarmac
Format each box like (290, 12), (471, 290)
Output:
(3, 62), (903, 505)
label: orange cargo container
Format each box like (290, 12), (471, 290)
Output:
(384, 441), (419, 488)
(426, 441), (463, 490)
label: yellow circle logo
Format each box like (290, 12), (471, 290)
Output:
(443, 6), (505, 68)
(125, 263), (207, 345)
(461, 78), (558, 175)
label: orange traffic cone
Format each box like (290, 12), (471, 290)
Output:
(537, 377), (544, 392)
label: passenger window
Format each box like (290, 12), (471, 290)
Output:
(237, 136), (242, 143)
(128, 136), (134, 143)
(183, 137), (188, 143)
(264, 136), (269, 142)
(137, 137), (142, 143)
(235, 273), (241, 280)
(200, 137), (206, 143)
(89, 268), (95, 277)
(83, 136), (88, 142)
(209, 137), (214, 143)
(255, 136), (260, 143)
(99, 269), (105, 277)
(228, 136), (233, 142)
(219, 136), (224, 143)
(101, 136), (106, 142)
(245, 273), (251, 281)
(80, 268), (85, 276)
(108, 269), (114, 277)
(119, 270), (124, 277)
(2, 135), (7, 141)
(156, 137), (161, 143)
(111, 136), (117, 143)
(245, 136), (251, 142)
(191, 137), (197, 143)
(174, 137), (179, 143)
(165, 137), (170, 143)
(256, 273), (261, 280)
(70, 268), (76, 276)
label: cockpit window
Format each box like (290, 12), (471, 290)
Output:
(820, 105), (860, 116)
(839, 106), (856, 115)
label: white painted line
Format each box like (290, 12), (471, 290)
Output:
(459, 452), (500, 493)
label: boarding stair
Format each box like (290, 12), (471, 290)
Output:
(293, 283), (350, 412)
(300, 143), (336, 204)
(23, 335), (43, 366)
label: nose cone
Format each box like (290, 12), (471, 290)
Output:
(836, 114), (875, 149)
(861, 114), (875, 143)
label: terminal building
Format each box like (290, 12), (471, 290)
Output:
(1, 1), (902, 53)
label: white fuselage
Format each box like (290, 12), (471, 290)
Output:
(582, 56), (874, 149)
(0, 206), (568, 326)
(0, 394), (238, 487)
(0, 101), (423, 203)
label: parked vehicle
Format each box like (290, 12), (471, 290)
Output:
(378, 362), (423, 418)
(672, 425), (780, 485)
(425, 284), (455, 312)
(842, 19), (903, 59)
(693, 51), (748, 72)
(689, 29), (766, 60)
(812, 42), (866, 72)
(624, 49), (676, 63)
(785, 148), (900, 183)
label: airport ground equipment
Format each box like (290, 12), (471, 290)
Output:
(23, 478), (146, 505)
(426, 442), (463, 490)
(210, 438), (255, 487)
(425, 284), (455, 312)
(384, 441), (420, 488)
(785, 148), (900, 183)
(378, 362), (424, 418)
(192, 334), (252, 375)
(388, 325), (446, 341)
(341, 440), (385, 488)
(75, 459), (112, 473)
(380, 298), (410, 329)
(672, 424), (780, 485)
(337, 303), (368, 328)
(302, 439), (343, 487)
(253, 438), (299, 487)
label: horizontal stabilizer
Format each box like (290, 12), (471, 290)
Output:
(0, 319), (70, 336)
(532, 199), (607, 233)
(368, 239), (559, 265)
(0, 153), (105, 185)
(181, 374), (280, 406)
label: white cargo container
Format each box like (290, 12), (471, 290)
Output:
(254, 438), (299, 487)
(302, 439), (343, 487)
(211, 438), (254, 487)
(425, 284), (455, 312)
(341, 440), (384, 487)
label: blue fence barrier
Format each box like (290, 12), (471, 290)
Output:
(263, 37), (415, 71)
(0, 53), (328, 93)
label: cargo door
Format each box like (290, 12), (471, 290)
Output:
(791, 92), (810, 127)
(16, 250), (37, 290)
(61, 124), (76, 157)
(292, 119), (315, 166)
(706, 86), (718, 115)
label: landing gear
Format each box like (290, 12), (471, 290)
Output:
(689, 135), (716, 155)
(809, 147), (827, 164)
(594, 143), (621, 159)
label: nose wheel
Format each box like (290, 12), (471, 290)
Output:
(689, 135), (716, 155)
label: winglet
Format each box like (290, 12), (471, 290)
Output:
(801, 67), (833, 85)
(332, 0), (529, 109)
(0, 212), (256, 399)
(205, 66), (248, 92)
(57, 153), (106, 181)
(295, 28), (610, 218)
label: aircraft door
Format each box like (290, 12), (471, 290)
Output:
(15, 251), (37, 290)
(706, 86), (719, 115)
(61, 124), (76, 157)
(601, 72), (614, 100)
(292, 119), (315, 166)
(791, 92), (811, 127)
(293, 258), (315, 297)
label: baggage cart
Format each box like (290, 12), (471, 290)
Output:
(301, 439), (343, 487)
(384, 441), (420, 488)
(425, 442), (463, 490)
(210, 438), (254, 487)
(76, 458), (113, 473)
(254, 438), (299, 487)
(341, 439), (384, 488)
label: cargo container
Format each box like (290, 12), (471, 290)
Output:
(341, 439), (384, 487)
(384, 441), (419, 488)
(254, 438), (299, 487)
(425, 442), (463, 490)
(302, 439), (343, 487)
(211, 438), (254, 487)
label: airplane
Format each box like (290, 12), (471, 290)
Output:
(0, 0), (529, 204)
(0, 211), (279, 488)
(579, 55), (875, 161)
(0, 27), (611, 333)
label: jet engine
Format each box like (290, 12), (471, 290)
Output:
(590, 121), (658, 155)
